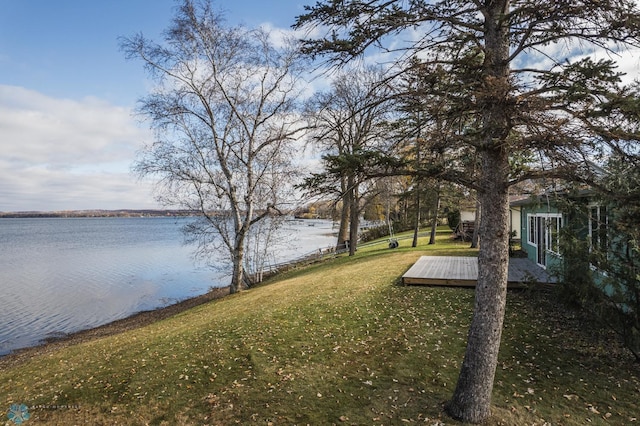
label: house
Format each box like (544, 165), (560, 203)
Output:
(454, 215), (475, 240)
(452, 204), (522, 243)
(512, 175), (640, 359)
(509, 204), (522, 241)
(511, 189), (610, 272)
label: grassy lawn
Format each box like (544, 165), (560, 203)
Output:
(0, 228), (638, 425)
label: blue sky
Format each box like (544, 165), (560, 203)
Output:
(1, 2), (639, 212)
(0, 1), (307, 211)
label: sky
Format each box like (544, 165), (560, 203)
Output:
(0, 0), (308, 212)
(1, 2), (639, 212)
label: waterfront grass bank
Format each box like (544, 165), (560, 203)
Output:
(0, 231), (637, 424)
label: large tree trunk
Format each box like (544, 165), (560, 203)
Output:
(428, 186), (440, 245)
(412, 181), (421, 247)
(337, 200), (350, 250)
(446, 0), (511, 422)
(230, 212), (250, 294)
(230, 241), (246, 294)
(337, 175), (351, 251)
(446, 150), (510, 422)
(348, 176), (359, 256)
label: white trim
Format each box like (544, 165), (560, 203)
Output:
(588, 204), (608, 252)
(547, 215), (563, 255)
(526, 212), (563, 267)
(588, 204), (610, 271)
(527, 214), (537, 247)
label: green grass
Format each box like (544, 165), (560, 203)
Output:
(0, 228), (638, 425)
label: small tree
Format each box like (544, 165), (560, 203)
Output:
(124, 0), (305, 293)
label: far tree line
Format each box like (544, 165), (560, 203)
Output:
(123, 0), (640, 423)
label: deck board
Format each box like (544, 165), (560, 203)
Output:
(402, 256), (556, 287)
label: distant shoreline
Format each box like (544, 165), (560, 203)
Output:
(0, 209), (200, 219)
(0, 209), (319, 219)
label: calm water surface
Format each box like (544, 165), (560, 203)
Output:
(0, 217), (336, 356)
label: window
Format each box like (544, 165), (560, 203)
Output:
(527, 213), (562, 254)
(548, 216), (562, 254)
(589, 205), (609, 253)
(528, 215), (537, 245)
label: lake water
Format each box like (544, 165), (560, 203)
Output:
(0, 217), (337, 356)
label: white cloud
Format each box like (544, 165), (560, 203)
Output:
(593, 47), (640, 85)
(0, 85), (158, 211)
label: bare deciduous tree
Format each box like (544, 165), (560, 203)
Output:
(123, 0), (306, 293)
(302, 66), (393, 254)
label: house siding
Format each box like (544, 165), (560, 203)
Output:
(510, 206), (522, 240)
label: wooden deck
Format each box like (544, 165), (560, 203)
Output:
(401, 256), (556, 288)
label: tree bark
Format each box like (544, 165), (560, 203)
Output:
(337, 174), (351, 251)
(429, 186), (440, 245)
(348, 176), (359, 256)
(230, 234), (246, 294)
(412, 181), (421, 247)
(446, 150), (510, 422)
